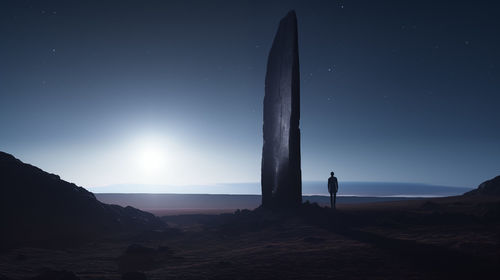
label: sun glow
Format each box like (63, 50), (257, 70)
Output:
(134, 136), (170, 177)
(138, 145), (167, 171)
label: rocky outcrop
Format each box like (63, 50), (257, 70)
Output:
(261, 10), (302, 208)
(464, 175), (500, 196)
(0, 151), (165, 247)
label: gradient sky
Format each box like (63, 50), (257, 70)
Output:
(1, 0), (499, 190)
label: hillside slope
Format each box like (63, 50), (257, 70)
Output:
(0, 151), (165, 247)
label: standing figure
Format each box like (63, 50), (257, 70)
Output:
(328, 172), (339, 209)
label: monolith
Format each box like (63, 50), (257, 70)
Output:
(261, 10), (302, 208)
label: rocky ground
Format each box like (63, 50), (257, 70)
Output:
(1, 194), (499, 280)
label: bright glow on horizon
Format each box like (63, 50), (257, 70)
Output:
(135, 136), (169, 176)
(7, 126), (486, 190)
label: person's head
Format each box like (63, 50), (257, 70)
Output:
(330, 171), (334, 176)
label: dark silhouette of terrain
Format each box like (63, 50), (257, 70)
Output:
(159, 191), (500, 280)
(1, 152), (499, 279)
(0, 152), (165, 249)
(157, 177), (500, 280)
(465, 175), (500, 196)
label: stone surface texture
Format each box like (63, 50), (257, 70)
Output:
(261, 10), (302, 207)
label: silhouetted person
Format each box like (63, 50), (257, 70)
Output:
(328, 172), (339, 209)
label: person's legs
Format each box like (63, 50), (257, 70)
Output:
(334, 193), (337, 209)
(330, 193), (333, 208)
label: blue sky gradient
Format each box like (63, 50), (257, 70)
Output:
(1, 0), (499, 190)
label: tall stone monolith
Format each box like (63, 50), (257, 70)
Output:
(261, 10), (302, 208)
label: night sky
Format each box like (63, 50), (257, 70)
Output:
(1, 0), (499, 190)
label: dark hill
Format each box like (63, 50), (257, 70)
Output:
(0, 151), (165, 248)
(464, 175), (500, 196)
